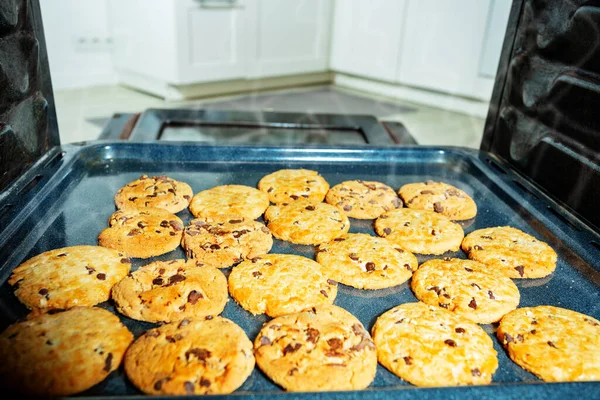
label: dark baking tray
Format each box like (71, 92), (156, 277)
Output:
(0, 142), (599, 399)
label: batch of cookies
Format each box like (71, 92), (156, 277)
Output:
(1, 169), (599, 396)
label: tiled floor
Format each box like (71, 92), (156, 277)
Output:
(54, 84), (486, 149)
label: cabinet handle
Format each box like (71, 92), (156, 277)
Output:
(196, 0), (243, 9)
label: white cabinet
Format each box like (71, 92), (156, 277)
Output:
(479, 0), (513, 78)
(396, 0), (492, 98)
(330, 0), (407, 82)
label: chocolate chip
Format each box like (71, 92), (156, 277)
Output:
(343, 205), (352, 211)
(403, 356), (412, 365)
(368, 199), (378, 204)
(267, 187), (274, 192)
(515, 265), (525, 277)
(306, 328), (319, 343)
(199, 378), (211, 387)
(47, 308), (65, 315)
(260, 336), (271, 346)
(152, 277), (163, 285)
(327, 338), (343, 350)
(473, 245), (483, 250)
(431, 229), (437, 236)
(178, 319), (190, 328)
(428, 286), (442, 295)
(96, 273), (106, 280)
(154, 379), (167, 391)
(168, 188), (176, 194)
(585, 318), (600, 326)
(471, 368), (481, 377)
(128, 197), (138, 201)
(187, 290), (203, 304)
(395, 319), (405, 324)
(444, 339), (456, 347)
(169, 221), (183, 231)
(183, 195), (191, 201)
(352, 324), (364, 336)
(38, 288), (49, 296)
(468, 298), (477, 309)
(455, 327), (465, 334)
(252, 271), (262, 278)
(168, 274), (186, 285)
(185, 348), (211, 361)
(488, 290), (495, 300)
(305, 205), (315, 211)
(205, 315), (213, 320)
(365, 262), (376, 272)
(531, 329), (537, 334)
(392, 198), (401, 208)
(433, 202), (444, 213)
(85, 266), (95, 275)
(290, 195), (299, 200)
(127, 229), (141, 236)
(184, 381), (194, 394)
(137, 221), (146, 229)
(334, 237), (345, 241)
(288, 368), (298, 376)
(57, 253), (67, 257)
(120, 258), (130, 264)
(320, 289), (329, 298)
(210, 244), (220, 250)
(439, 303), (449, 309)
(301, 194), (309, 198)
(104, 353), (113, 372)
(420, 190), (434, 195)
(403, 221), (410, 226)
(531, 319), (538, 325)
(327, 279), (337, 285)
(464, 267), (474, 272)
(383, 227), (392, 235)
(481, 235), (493, 239)
(380, 215), (389, 219)
(283, 343), (302, 355)
(547, 341), (557, 348)
(504, 333), (514, 344)
(470, 282), (481, 290)
(166, 335), (182, 343)
(517, 334), (524, 342)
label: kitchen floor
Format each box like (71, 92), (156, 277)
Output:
(54, 85), (486, 148)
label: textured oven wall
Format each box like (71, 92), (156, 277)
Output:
(0, 0), (59, 192)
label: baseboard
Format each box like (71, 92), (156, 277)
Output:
(116, 70), (334, 101)
(333, 73), (490, 118)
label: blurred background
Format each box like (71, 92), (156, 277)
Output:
(40, 0), (511, 147)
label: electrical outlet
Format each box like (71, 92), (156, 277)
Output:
(73, 36), (113, 52)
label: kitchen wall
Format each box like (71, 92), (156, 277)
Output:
(39, 0), (116, 90)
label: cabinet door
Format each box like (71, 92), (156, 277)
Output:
(175, 0), (249, 84)
(397, 0), (491, 98)
(479, 0), (512, 78)
(247, 0), (331, 78)
(330, 0), (407, 82)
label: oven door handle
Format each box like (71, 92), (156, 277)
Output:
(195, 0), (244, 9)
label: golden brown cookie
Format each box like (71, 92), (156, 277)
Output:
(124, 316), (254, 395)
(374, 208), (464, 255)
(372, 302), (498, 387)
(399, 181), (477, 220)
(112, 259), (227, 323)
(181, 215), (273, 268)
(325, 180), (401, 219)
(258, 169), (330, 204)
(316, 233), (417, 290)
(0, 307), (133, 396)
(98, 207), (183, 258)
(228, 254), (337, 317)
(461, 226), (557, 278)
(8, 246), (131, 312)
(265, 199), (350, 245)
(498, 306), (600, 382)
(115, 175), (193, 213)
(411, 258), (520, 324)
(254, 305), (377, 391)
(189, 185), (269, 220)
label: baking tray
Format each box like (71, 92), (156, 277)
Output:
(0, 142), (599, 399)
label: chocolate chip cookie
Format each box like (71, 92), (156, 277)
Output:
(265, 199), (350, 245)
(181, 215), (273, 268)
(228, 254), (337, 317)
(411, 258), (520, 324)
(189, 185), (269, 220)
(124, 316), (254, 395)
(372, 302), (498, 387)
(461, 226), (557, 278)
(316, 233), (417, 290)
(0, 307), (133, 396)
(399, 181), (477, 220)
(98, 207), (183, 258)
(112, 259), (228, 323)
(258, 169), (330, 204)
(8, 246), (131, 312)
(325, 180), (401, 219)
(254, 305), (377, 391)
(115, 175), (193, 213)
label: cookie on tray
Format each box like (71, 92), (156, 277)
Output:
(265, 199), (350, 245)
(115, 175), (193, 214)
(461, 226), (557, 278)
(0, 307), (133, 396)
(112, 259), (228, 323)
(316, 233), (417, 290)
(325, 180), (402, 219)
(8, 246), (131, 312)
(411, 258), (520, 324)
(258, 169), (330, 204)
(228, 254), (337, 317)
(372, 302), (498, 387)
(189, 185), (269, 220)
(374, 208), (464, 255)
(498, 306), (600, 382)
(181, 215), (273, 268)
(398, 181), (477, 221)
(124, 316), (254, 395)
(98, 207), (183, 258)
(254, 304), (377, 391)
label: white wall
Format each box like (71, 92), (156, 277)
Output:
(39, 0), (117, 90)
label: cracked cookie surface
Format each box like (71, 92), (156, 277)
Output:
(228, 254), (337, 317)
(98, 207), (183, 258)
(316, 233), (417, 289)
(115, 175), (193, 213)
(124, 316), (254, 395)
(189, 185), (269, 220)
(372, 302), (498, 387)
(399, 181), (477, 220)
(254, 304), (377, 391)
(182, 215), (273, 268)
(8, 246), (131, 312)
(0, 307), (133, 396)
(326, 180), (401, 219)
(112, 259), (228, 323)
(258, 169), (330, 204)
